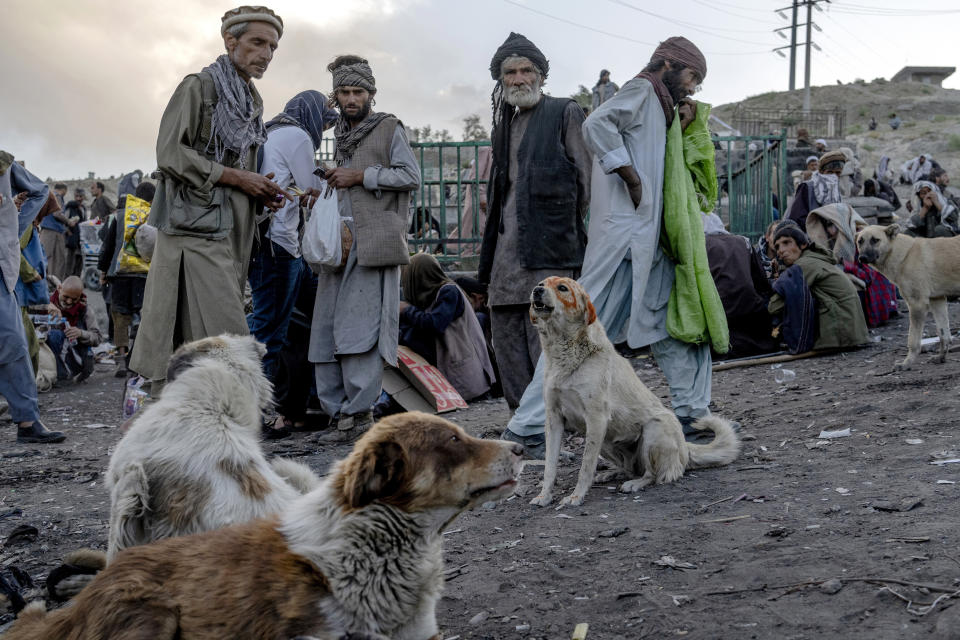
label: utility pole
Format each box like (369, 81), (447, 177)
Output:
(789, 0), (798, 91)
(803, 0), (812, 111)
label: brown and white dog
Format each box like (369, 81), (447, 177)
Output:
(7, 412), (523, 640)
(528, 277), (740, 507)
(106, 334), (320, 560)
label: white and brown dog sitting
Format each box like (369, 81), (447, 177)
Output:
(8, 412), (523, 640)
(106, 334), (320, 561)
(528, 276), (740, 507)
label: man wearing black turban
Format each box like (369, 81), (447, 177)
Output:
(479, 33), (592, 456)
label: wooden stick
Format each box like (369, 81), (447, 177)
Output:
(700, 495), (735, 510)
(697, 514), (752, 524)
(706, 576), (960, 597)
(713, 350), (826, 371)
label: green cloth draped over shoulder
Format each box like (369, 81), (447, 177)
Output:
(661, 102), (729, 353)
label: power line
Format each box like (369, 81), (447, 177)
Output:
(608, 0), (780, 46)
(500, 0), (774, 55)
(828, 1), (960, 15)
(688, 0), (780, 30)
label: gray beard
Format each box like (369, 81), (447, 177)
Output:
(504, 84), (541, 109)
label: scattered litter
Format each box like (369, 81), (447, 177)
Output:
(873, 498), (923, 513)
(572, 623), (589, 640)
(885, 537), (930, 544)
(83, 423), (113, 429)
(442, 528), (463, 536)
(806, 440), (832, 449)
(468, 611), (489, 626)
(654, 555), (697, 570)
(555, 514), (573, 519)
(0, 508), (22, 521)
(818, 428), (851, 439)
(698, 514), (752, 524)
(670, 594), (692, 606)
(3, 525), (38, 548)
(819, 578), (844, 595)
(905, 439), (924, 445)
(598, 526), (629, 538)
(930, 459), (960, 466)
(765, 526), (793, 539)
(937, 480), (956, 485)
(515, 624), (530, 632)
(835, 488), (851, 495)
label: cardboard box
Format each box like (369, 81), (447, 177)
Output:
(393, 346), (467, 413)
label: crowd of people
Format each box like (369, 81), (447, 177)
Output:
(3, 5), (946, 463)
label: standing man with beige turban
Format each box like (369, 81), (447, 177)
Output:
(131, 6), (290, 385)
(506, 37), (735, 456)
(310, 55), (420, 443)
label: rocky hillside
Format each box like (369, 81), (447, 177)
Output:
(714, 79), (960, 179)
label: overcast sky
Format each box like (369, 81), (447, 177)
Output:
(2, 0), (959, 179)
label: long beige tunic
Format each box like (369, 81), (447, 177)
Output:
(130, 74), (260, 380)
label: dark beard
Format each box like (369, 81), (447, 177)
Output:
(344, 99), (373, 124)
(662, 68), (690, 105)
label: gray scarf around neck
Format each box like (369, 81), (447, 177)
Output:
(202, 54), (267, 168)
(333, 111), (392, 164)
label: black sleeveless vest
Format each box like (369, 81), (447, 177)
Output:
(479, 96), (586, 281)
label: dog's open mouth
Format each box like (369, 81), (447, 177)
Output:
(470, 478), (517, 498)
(531, 301), (553, 313)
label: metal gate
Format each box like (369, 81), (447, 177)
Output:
(713, 131), (789, 241)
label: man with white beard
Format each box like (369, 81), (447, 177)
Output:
(478, 33), (591, 454)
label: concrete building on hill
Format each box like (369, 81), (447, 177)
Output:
(891, 66), (955, 87)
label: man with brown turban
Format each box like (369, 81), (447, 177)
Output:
(506, 36), (736, 455)
(130, 6), (290, 385)
(479, 32), (592, 447)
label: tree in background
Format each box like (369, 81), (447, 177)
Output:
(409, 125), (453, 143)
(461, 114), (489, 142)
(571, 85), (591, 112)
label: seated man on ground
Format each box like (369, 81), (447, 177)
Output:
(768, 226), (868, 350)
(399, 253), (495, 401)
(903, 180), (958, 238)
(46, 275), (103, 383)
(706, 232), (777, 358)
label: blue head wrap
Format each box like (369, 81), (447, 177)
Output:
(265, 90), (339, 150)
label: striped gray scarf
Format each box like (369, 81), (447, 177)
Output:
(202, 55), (267, 168)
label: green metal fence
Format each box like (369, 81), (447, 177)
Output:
(408, 141), (490, 265)
(713, 131), (788, 241)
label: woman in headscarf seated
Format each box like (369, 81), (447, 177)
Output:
(805, 203), (898, 327)
(787, 150), (845, 230)
(768, 225), (869, 350)
(903, 180), (958, 238)
(399, 253), (495, 401)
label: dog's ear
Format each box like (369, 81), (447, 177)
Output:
(166, 349), (200, 382)
(584, 297), (597, 325)
(342, 440), (407, 509)
(885, 223), (900, 238)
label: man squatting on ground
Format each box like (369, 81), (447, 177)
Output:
(478, 32), (592, 416)
(0, 151), (66, 444)
(504, 37), (733, 457)
(130, 5), (290, 385)
(309, 56), (421, 443)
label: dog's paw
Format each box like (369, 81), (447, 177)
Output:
(932, 354), (947, 364)
(619, 478), (652, 493)
(594, 470), (625, 484)
(559, 493), (584, 508)
(894, 361), (913, 371)
(530, 494), (553, 507)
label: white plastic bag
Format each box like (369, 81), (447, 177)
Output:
(302, 183), (342, 268)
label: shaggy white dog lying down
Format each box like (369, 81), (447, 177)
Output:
(106, 334), (320, 560)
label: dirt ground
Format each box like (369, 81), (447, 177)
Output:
(4, 302), (960, 639)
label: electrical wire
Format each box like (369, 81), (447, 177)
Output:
(608, 0), (780, 46)
(688, 0), (780, 30)
(501, 0), (775, 55)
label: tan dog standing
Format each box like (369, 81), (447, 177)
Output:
(7, 412), (523, 640)
(528, 277), (740, 507)
(857, 224), (960, 369)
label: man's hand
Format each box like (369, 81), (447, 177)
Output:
(325, 168), (364, 191)
(398, 301), (411, 313)
(99, 272), (107, 286)
(64, 326), (82, 341)
(299, 187), (323, 209)
(923, 192), (941, 212)
(615, 166), (643, 208)
(47, 304), (61, 317)
(220, 168), (291, 211)
(679, 99), (698, 131)
(28, 273), (42, 284)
